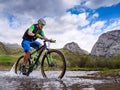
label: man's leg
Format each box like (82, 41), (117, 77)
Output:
(30, 41), (42, 54)
(23, 51), (31, 66)
(21, 40), (31, 75)
(38, 44), (43, 53)
(21, 51), (30, 75)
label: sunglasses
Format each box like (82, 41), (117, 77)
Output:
(38, 23), (45, 26)
(41, 23), (45, 26)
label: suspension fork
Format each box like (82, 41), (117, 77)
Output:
(44, 49), (51, 66)
(45, 49), (54, 67)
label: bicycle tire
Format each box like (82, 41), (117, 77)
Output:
(41, 49), (66, 79)
(15, 55), (31, 75)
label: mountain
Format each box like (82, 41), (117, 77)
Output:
(91, 30), (120, 57)
(64, 42), (89, 55)
(0, 42), (8, 55)
(0, 42), (23, 55)
(4, 43), (19, 47)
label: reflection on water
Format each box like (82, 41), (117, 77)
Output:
(0, 71), (120, 90)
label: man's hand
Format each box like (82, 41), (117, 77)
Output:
(49, 39), (56, 43)
(35, 34), (43, 39)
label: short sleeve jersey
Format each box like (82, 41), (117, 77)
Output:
(29, 25), (45, 36)
(22, 24), (45, 41)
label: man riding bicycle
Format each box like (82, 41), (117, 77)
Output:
(21, 18), (48, 75)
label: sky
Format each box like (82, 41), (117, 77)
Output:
(0, 0), (120, 52)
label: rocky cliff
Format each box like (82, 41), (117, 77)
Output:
(91, 30), (120, 57)
(64, 42), (89, 55)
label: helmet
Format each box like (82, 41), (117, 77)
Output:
(38, 18), (46, 26)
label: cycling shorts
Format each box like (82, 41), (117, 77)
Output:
(21, 40), (41, 52)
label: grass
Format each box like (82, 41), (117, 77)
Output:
(0, 48), (120, 74)
(0, 55), (20, 62)
(98, 68), (120, 75)
(0, 54), (23, 70)
(67, 67), (120, 71)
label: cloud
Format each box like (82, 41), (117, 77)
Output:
(45, 11), (120, 52)
(104, 18), (120, 32)
(45, 12), (90, 37)
(0, 0), (81, 18)
(0, 17), (23, 44)
(0, 0), (120, 53)
(85, 0), (120, 9)
(44, 12), (104, 52)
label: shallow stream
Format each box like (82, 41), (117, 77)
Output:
(0, 70), (120, 90)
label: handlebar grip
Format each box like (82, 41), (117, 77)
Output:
(50, 40), (56, 43)
(43, 39), (56, 43)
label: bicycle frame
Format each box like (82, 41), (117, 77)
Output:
(29, 40), (51, 69)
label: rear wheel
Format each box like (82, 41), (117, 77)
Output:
(41, 49), (66, 79)
(15, 55), (31, 75)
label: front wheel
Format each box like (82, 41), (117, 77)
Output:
(15, 55), (31, 75)
(41, 49), (66, 79)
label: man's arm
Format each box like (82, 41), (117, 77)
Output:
(27, 25), (35, 36)
(43, 36), (48, 40)
(28, 30), (35, 36)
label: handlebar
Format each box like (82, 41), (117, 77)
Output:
(44, 39), (56, 43)
(38, 36), (56, 43)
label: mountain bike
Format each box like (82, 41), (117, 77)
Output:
(15, 39), (66, 79)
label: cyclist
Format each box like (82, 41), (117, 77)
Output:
(21, 18), (48, 75)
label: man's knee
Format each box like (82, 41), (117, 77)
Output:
(39, 45), (43, 48)
(25, 51), (31, 55)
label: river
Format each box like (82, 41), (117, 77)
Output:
(0, 70), (120, 90)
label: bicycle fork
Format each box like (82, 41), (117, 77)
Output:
(45, 52), (55, 67)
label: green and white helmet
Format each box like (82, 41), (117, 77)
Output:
(38, 18), (46, 25)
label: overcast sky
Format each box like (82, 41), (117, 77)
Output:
(0, 0), (120, 52)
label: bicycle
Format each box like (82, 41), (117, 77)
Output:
(15, 39), (66, 79)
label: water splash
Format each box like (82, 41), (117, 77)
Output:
(3, 62), (18, 77)
(9, 62), (17, 75)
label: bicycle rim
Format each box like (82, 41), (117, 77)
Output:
(41, 49), (66, 79)
(15, 55), (30, 75)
